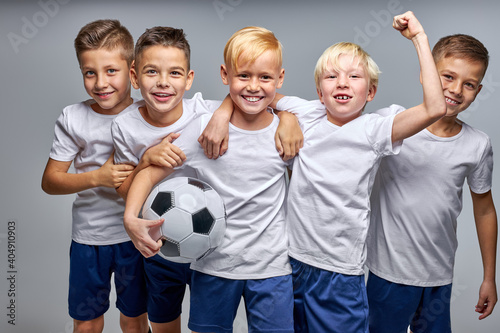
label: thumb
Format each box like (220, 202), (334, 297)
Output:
(147, 218), (164, 241)
(476, 295), (487, 312)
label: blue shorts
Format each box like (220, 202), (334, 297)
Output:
(291, 257), (368, 333)
(367, 271), (452, 333)
(68, 240), (147, 321)
(144, 254), (192, 323)
(188, 271), (294, 333)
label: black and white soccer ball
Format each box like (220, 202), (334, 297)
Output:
(142, 177), (226, 263)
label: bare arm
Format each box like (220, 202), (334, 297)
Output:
(198, 94), (234, 159)
(41, 153), (134, 195)
(391, 11), (446, 143)
(275, 110), (303, 161)
(471, 189), (498, 320)
(123, 165), (175, 257)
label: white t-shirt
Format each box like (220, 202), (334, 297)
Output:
(49, 99), (138, 245)
(173, 112), (292, 280)
(276, 96), (403, 276)
(366, 107), (493, 286)
(112, 92), (221, 177)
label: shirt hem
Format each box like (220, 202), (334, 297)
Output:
(367, 265), (453, 287)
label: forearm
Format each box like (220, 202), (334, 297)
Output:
(116, 160), (147, 199)
(412, 32), (446, 119)
(472, 190), (498, 282)
(476, 212), (498, 282)
(124, 165), (172, 218)
(42, 169), (100, 195)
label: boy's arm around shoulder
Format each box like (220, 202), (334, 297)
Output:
(390, 11), (446, 143)
(198, 94), (233, 159)
(471, 188), (498, 319)
(124, 164), (175, 258)
(271, 93), (304, 161)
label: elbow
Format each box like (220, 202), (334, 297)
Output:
(41, 177), (58, 195)
(427, 99), (447, 121)
(41, 180), (53, 194)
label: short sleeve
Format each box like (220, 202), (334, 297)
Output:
(468, 137), (494, 194)
(49, 110), (80, 162)
(190, 92), (223, 117)
(111, 120), (139, 166)
(364, 113), (401, 157)
(275, 96), (325, 131)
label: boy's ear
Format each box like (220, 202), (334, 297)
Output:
(473, 84), (483, 101)
(276, 68), (285, 89)
(366, 84), (377, 102)
(129, 60), (140, 89)
(220, 64), (229, 85)
(184, 70), (195, 91)
(316, 87), (324, 104)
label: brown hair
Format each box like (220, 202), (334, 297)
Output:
(432, 34), (489, 78)
(74, 19), (134, 67)
(134, 26), (191, 70)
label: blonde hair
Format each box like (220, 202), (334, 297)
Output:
(224, 26), (282, 71)
(74, 19), (134, 67)
(314, 42), (380, 90)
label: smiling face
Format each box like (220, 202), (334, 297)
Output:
(79, 48), (132, 115)
(436, 56), (484, 117)
(317, 54), (376, 126)
(131, 45), (194, 126)
(221, 50), (284, 127)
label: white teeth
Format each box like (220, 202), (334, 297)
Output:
(335, 95), (350, 100)
(446, 97), (458, 105)
(155, 93), (170, 97)
(244, 96), (261, 102)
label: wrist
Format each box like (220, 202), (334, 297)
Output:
(89, 169), (100, 188)
(411, 32), (428, 45)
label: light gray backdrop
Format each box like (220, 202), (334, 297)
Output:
(0, 0), (498, 332)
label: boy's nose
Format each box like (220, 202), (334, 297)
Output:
(336, 75), (349, 88)
(247, 77), (260, 92)
(157, 75), (170, 88)
(95, 75), (109, 89)
(448, 81), (463, 97)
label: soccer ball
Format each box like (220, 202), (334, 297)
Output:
(142, 177), (226, 263)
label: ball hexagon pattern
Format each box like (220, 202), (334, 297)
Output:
(142, 177), (227, 263)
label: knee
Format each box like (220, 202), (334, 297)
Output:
(73, 316), (104, 333)
(120, 313), (149, 333)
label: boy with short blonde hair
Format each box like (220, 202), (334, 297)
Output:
(272, 12), (446, 332)
(124, 26), (294, 333)
(41, 19), (149, 333)
(366, 33), (497, 333)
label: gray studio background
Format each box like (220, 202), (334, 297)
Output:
(1, 0), (499, 332)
